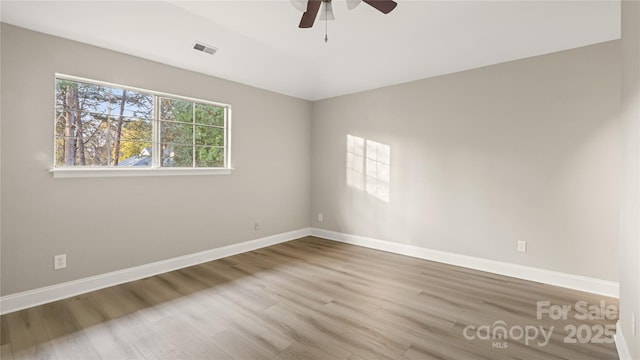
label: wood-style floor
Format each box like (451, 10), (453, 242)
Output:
(1, 236), (618, 360)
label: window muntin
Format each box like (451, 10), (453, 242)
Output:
(54, 76), (230, 171)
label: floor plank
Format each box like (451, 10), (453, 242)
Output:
(1, 236), (619, 359)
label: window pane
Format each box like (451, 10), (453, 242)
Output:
(55, 114), (111, 166)
(55, 107), (68, 137)
(83, 131), (111, 166)
(116, 141), (152, 167)
(55, 137), (65, 167)
(55, 80), (152, 119)
(56, 136), (112, 167)
(120, 118), (152, 142)
(160, 98), (193, 123)
(55, 136), (81, 166)
(161, 121), (193, 146)
(196, 146), (224, 167)
(195, 126), (224, 146)
(83, 118), (112, 165)
(195, 103), (224, 126)
(162, 145), (193, 167)
(113, 118), (153, 166)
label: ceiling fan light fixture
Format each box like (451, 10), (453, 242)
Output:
(319, 1), (335, 21)
(290, 0), (307, 12)
(346, 0), (361, 10)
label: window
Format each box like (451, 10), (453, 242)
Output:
(52, 75), (231, 177)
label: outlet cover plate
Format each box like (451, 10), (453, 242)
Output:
(54, 254), (66, 270)
(517, 241), (527, 253)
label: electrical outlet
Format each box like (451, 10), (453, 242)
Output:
(633, 312), (637, 336)
(318, 213), (323, 222)
(517, 241), (527, 253)
(54, 254), (66, 270)
(254, 222), (260, 231)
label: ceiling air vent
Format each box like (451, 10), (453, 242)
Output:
(193, 42), (217, 55)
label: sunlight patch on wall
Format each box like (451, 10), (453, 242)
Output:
(346, 135), (391, 202)
(347, 135), (366, 191)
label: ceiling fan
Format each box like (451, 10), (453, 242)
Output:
(291, 0), (398, 29)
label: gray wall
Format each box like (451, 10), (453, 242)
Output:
(0, 24), (312, 295)
(620, 1), (640, 357)
(0, 22), (624, 301)
(311, 41), (621, 282)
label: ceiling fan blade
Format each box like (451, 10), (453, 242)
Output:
(299, 0), (322, 28)
(346, 0), (361, 10)
(319, 1), (335, 21)
(362, 0), (397, 14)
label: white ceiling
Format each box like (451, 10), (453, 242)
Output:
(0, 0), (621, 100)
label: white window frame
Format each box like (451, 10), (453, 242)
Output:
(50, 74), (233, 178)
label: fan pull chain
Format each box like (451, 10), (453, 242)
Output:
(324, 1), (328, 43)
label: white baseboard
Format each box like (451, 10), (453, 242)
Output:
(1, 227), (619, 315)
(615, 321), (634, 360)
(0, 228), (311, 315)
(310, 228), (619, 298)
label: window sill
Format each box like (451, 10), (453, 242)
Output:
(49, 167), (233, 178)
